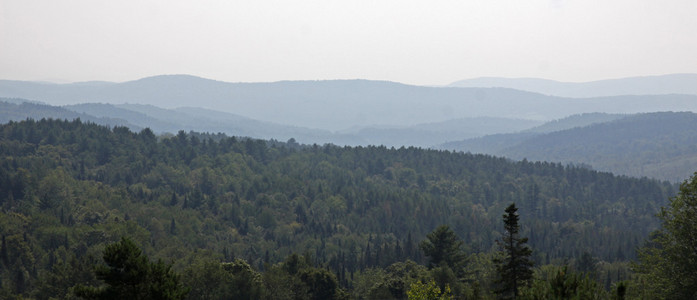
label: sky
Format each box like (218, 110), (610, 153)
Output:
(1, 0), (696, 86)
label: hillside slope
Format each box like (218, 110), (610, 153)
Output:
(500, 112), (697, 182)
(0, 119), (678, 297)
(440, 113), (627, 154)
(443, 112), (697, 182)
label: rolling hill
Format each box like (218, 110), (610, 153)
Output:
(2, 100), (541, 147)
(2, 75), (697, 131)
(0, 119), (676, 297)
(0, 99), (137, 129)
(442, 112), (697, 182)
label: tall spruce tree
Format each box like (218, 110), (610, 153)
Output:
(495, 203), (533, 300)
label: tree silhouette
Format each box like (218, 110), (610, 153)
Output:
(495, 204), (533, 300)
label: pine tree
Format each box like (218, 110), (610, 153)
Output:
(495, 203), (534, 300)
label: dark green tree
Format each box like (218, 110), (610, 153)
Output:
(494, 203), (533, 300)
(520, 266), (606, 299)
(636, 173), (697, 299)
(419, 225), (467, 277)
(575, 251), (598, 275)
(220, 259), (264, 300)
(298, 267), (341, 300)
(73, 237), (188, 300)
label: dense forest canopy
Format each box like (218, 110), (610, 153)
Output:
(0, 119), (677, 298)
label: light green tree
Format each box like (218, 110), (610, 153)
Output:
(635, 173), (697, 299)
(407, 280), (452, 300)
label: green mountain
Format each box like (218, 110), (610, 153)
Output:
(0, 119), (675, 297)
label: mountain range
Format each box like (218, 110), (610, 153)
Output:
(449, 73), (697, 97)
(2, 75), (697, 131)
(2, 74), (697, 182)
(0, 99), (543, 148)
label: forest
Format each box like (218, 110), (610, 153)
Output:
(0, 118), (688, 299)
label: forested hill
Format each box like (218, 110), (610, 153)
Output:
(0, 119), (675, 297)
(499, 112), (697, 182)
(443, 112), (697, 182)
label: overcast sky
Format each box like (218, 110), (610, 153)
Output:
(1, 0), (695, 85)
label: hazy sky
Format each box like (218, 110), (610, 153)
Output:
(1, 0), (695, 85)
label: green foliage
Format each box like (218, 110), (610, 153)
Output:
(73, 237), (188, 300)
(298, 267), (341, 300)
(360, 260), (430, 299)
(520, 265), (607, 299)
(635, 173), (697, 299)
(0, 119), (679, 298)
(182, 258), (235, 300)
(219, 259), (264, 300)
(407, 280), (453, 300)
(420, 225), (468, 277)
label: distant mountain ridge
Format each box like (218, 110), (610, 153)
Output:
(65, 103), (362, 145)
(0, 100), (138, 129)
(449, 73), (697, 97)
(2, 75), (697, 131)
(1, 99), (543, 147)
(441, 112), (697, 182)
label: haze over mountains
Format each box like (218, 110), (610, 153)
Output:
(2, 74), (697, 131)
(2, 73), (697, 182)
(449, 73), (697, 98)
(0, 99), (546, 148)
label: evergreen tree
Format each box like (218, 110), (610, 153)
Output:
(73, 237), (188, 300)
(495, 203), (534, 300)
(419, 225), (468, 278)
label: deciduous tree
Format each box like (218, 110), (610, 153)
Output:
(636, 173), (697, 299)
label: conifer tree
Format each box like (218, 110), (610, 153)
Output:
(495, 203), (533, 300)
(73, 237), (188, 300)
(419, 225), (468, 278)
